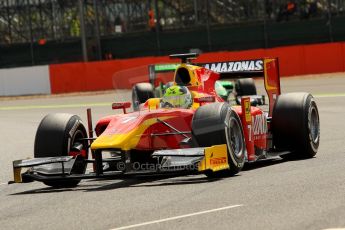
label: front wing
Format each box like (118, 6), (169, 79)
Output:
(12, 145), (229, 183)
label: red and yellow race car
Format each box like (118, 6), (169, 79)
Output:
(12, 53), (320, 188)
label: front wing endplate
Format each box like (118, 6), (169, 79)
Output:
(198, 144), (229, 172)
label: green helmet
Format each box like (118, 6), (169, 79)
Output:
(161, 85), (192, 109)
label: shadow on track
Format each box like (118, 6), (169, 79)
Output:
(242, 156), (316, 171)
(242, 158), (285, 171)
(10, 156), (308, 195)
(9, 173), (221, 195)
(86, 175), (222, 192)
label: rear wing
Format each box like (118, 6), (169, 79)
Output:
(148, 58), (281, 116)
(202, 59), (264, 78)
(149, 59), (264, 82)
(263, 58), (281, 117)
(148, 63), (179, 86)
(202, 58), (281, 116)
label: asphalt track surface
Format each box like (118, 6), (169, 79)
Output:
(1, 73), (345, 230)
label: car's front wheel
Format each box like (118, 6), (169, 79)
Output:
(192, 102), (245, 177)
(34, 113), (89, 188)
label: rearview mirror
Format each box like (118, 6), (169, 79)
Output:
(112, 102), (131, 114)
(193, 96), (215, 104)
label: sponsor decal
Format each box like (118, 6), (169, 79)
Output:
(154, 64), (179, 72)
(199, 69), (212, 82)
(252, 114), (267, 136)
(244, 99), (251, 123)
(247, 114), (267, 141)
(210, 157), (227, 165)
(121, 116), (137, 124)
(203, 60), (263, 73)
(69, 119), (80, 138)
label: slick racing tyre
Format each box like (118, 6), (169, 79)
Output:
(132, 83), (154, 111)
(192, 102), (245, 177)
(235, 78), (257, 96)
(34, 114), (89, 188)
(272, 93), (320, 159)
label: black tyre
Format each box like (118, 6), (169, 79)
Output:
(272, 93), (320, 159)
(192, 103), (245, 177)
(34, 113), (88, 188)
(235, 78), (257, 96)
(132, 83), (154, 111)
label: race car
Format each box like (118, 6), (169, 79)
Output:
(132, 61), (265, 110)
(12, 53), (320, 188)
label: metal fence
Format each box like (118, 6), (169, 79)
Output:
(1, 0), (345, 64)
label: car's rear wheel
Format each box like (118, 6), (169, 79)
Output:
(272, 93), (320, 159)
(34, 114), (89, 188)
(235, 78), (257, 96)
(192, 103), (245, 177)
(132, 83), (155, 111)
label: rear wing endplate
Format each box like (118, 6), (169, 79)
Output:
(203, 58), (281, 116)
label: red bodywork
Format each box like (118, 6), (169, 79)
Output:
(93, 58), (280, 162)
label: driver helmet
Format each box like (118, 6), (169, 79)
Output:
(161, 85), (192, 109)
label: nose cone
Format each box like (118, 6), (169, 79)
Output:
(91, 118), (145, 150)
(91, 132), (140, 150)
(91, 115), (172, 150)
(91, 110), (177, 151)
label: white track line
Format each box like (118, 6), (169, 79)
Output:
(110, 204), (243, 230)
(322, 229), (345, 230)
(0, 182), (8, 186)
(323, 228), (345, 230)
(314, 93), (345, 98)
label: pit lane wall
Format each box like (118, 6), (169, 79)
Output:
(0, 65), (50, 96)
(1, 42), (345, 96)
(50, 41), (345, 94)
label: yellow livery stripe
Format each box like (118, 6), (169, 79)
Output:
(91, 116), (174, 150)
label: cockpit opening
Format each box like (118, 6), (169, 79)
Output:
(175, 67), (191, 86)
